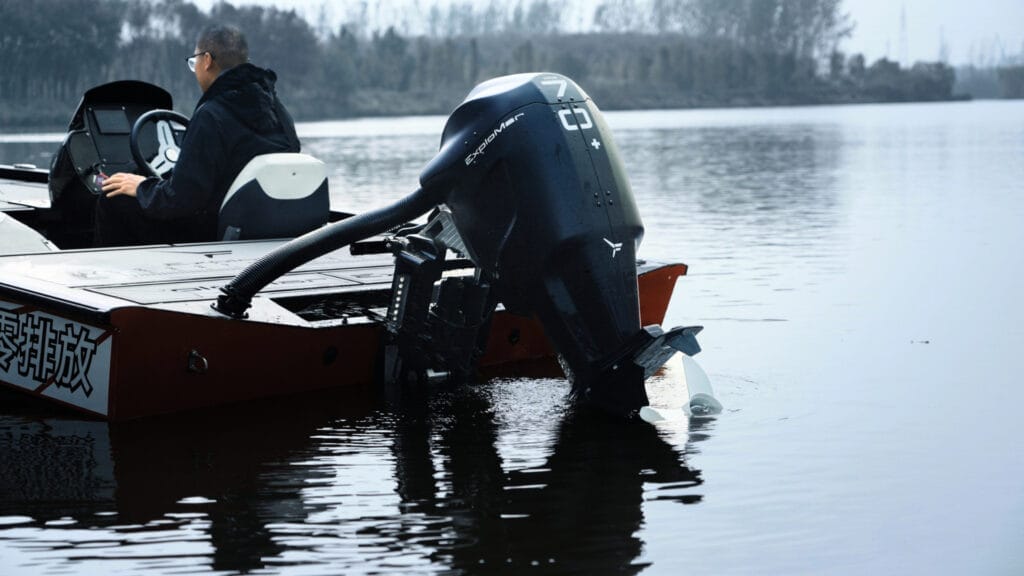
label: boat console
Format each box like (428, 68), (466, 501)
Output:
(50, 81), (184, 197)
(2, 81), (186, 249)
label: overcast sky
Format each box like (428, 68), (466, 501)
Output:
(843, 0), (1024, 65)
(193, 0), (1024, 65)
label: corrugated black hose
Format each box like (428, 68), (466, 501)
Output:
(214, 187), (435, 318)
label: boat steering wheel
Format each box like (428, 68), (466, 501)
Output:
(130, 109), (190, 178)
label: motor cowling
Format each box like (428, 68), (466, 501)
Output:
(419, 73), (650, 412)
(215, 72), (700, 412)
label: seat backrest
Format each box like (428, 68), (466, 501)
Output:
(219, 153), (330, 241)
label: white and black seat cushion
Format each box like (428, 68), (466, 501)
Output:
(218, 153), (329, 241)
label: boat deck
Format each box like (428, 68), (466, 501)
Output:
(0, 166), (49, 212)
(0, 240), (397, 324)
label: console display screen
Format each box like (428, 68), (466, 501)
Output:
(92, 108), (131, 134)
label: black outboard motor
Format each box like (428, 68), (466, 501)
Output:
(216, 73), (699, 416)
(418, 73), (650, 412)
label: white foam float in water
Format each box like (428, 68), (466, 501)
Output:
(177, 496), (216, 505)
(639, 353), (722, 424)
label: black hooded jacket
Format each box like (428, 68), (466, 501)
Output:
(135, 63), (300, 240)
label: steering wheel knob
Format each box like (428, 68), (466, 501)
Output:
(165, 148), (180, 162)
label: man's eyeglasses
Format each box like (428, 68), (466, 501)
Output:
(186, 51), (214, 72)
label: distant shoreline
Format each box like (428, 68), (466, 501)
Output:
(0, 90), (978, 134)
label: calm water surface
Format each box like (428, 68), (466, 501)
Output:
(1, 100), (1023, 574)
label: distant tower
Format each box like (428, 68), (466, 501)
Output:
(899, 3), (909, 66)
(938, 27), (950, 64)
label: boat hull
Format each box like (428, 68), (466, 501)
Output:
(0, 241), (685, 420)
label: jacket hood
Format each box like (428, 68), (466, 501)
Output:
(197, 63), (285, 134)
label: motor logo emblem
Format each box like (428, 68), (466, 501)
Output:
(604, 238), (622, 258)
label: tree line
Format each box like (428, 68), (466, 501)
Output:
(1, 0), (1013, 129)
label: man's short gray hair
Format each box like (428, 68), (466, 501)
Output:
(197, 25), (248, 70)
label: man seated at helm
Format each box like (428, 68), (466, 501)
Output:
(96, 24), (300, 246)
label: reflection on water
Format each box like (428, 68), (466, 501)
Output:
(382, 376), (703, 574)
(3, 100), (1024, 574)
(0, 361), (705, 574)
